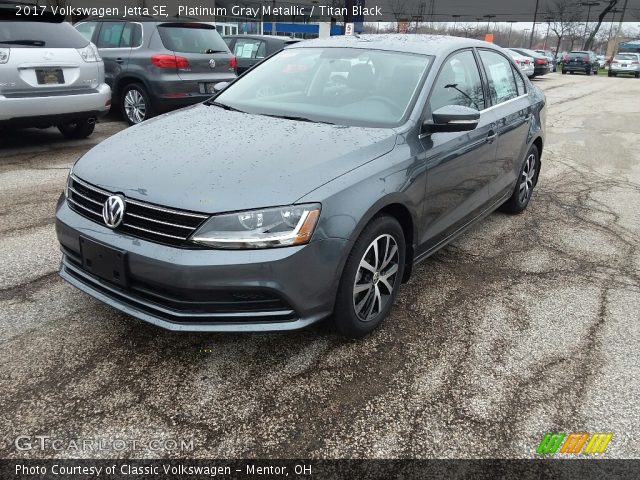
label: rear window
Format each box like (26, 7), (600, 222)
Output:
(0, 21), (89, 48)
(616, 54), (638, 60)
(569, 53), (588, 58)
(157, 23), (229, 54)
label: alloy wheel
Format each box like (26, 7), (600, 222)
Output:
(518, 153), (537, 204)
(124, 89), (147, 124)
(353, 234), (400, 322)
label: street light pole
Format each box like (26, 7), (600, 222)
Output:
(483, 15), (496, 34)
(507, 21), (516, 47)
(452, 14), (461, 34)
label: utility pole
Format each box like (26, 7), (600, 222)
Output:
(581, 2), (600, 48)
(529, 0), (540, 48)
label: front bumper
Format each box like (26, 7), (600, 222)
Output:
(0, 83), (111, 124)
(56, 199), (347, 332)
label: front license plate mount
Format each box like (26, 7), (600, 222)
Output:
(80, 237), (128, 288)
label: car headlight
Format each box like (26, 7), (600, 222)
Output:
(190, 204), (321, 249)
(0, 48), (9, 64)
(77, 43), (101, 63)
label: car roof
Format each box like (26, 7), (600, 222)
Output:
(285, 34), (497, 56)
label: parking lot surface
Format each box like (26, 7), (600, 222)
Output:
(1, 74), (638, 459)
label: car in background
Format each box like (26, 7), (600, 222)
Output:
(597, 55), (607, 69)
(223, 35), (300, 75)
(562, 51), (599, 75)
(507, 49), (535, 77)
(508, 48), (550, 77)
(608, 53), (640, 77)
(0, 16), (110, 138)
(74, 18), (237, 125)
(534, 49), (557, 72)
(56, 35), (545, 337)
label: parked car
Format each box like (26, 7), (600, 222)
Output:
(0, 17), (110, 137)
(56, 35), (545, 338)
(74, 18), (237, 125)
(608, 53), (640, 77)
(223, 35), (300, 75)
(562, 51), (600, 75)
(597, 55), (607, 69)
(507, 49), (535, 77)
(509, 48), (550, 77)
(535, 49), (557, 72)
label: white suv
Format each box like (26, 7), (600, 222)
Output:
(0, 18), (111, 138)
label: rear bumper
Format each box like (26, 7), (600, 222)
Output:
(148, 77), (236, 113)
(609, 66), (640, 74)
(562, 65), (592, 72)
(55, 199), (347, 332)
(0, 83), (111, 125)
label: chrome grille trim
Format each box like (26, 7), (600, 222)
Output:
(67, 175), (209, 247)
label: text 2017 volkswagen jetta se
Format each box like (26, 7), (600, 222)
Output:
(56, 35), (545, 338)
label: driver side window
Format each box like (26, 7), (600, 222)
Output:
(428, 50), (485, 113)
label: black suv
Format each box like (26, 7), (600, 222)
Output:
(562, 51), (600, 75)
(75, 19), (237, 124)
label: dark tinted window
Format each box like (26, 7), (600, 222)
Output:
(479, 50), (518, 105)
(158, 24), (228, 54)
(569, 52), (588, 58)
(429, 50), (485, 112)
(97, 22), (125, 48)
(0, 21), (89, 48)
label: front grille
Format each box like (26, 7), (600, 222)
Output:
(67, 175), (208, 247)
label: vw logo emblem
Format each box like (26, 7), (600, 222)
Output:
(102, 195), (125, 229)
(209, 59), (216, 69)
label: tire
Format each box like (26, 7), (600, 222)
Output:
(57, 119), (95, 139)
(500, 144), (539, 215)
(608, 71), (613, 77)
(562, 70), (567, 75)
(585, 69), (591, 76)
(333, 215), (406, 338)
(121, 83), (154, 125)
(569, 71), (574, 74)
(636, 72), (639, 78)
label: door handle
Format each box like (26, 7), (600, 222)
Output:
(115, 58), (124, 64)
(486, 130), (497, 143)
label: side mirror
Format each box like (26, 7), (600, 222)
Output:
(423, 105), (480, 133)
(213, 81), (229, 93)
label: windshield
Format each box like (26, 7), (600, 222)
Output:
(214, 47), (432, 128)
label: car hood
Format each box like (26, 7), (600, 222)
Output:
(73, 104), (397, 213)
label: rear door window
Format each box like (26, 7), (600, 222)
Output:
(233, 39), (267, 59)
(0, 21), (88, 48)
(96, 22), (126, 48)
(479, 50), (518, 105)
(157, 23), (228, 54)
(511, 64), (526, 95)
(120, 23), (142, 48)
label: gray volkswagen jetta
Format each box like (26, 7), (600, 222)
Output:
(56, 35), (545, 338)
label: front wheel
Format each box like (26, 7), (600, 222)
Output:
(333, 216), (406, 338)
(500, 144), (539, 215)
(57, 118), (95, 139)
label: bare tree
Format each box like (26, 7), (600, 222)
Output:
(389, 0), (409, 33)
(583, 0), (619, 50)
(545, 0), (582, 54)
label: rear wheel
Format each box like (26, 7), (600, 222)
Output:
(500, 144), (539, 215)
(333, 215), (406, 338)
(635, 72), (639, 78)
(562, 69), (567, 75)
(57, 118), (95, 139)
(121, 83), (154, 125)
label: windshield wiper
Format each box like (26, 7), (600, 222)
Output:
(265, 114), (335, 125)
(205, 49), (227, 54)
(444, 84), (479, 110)
(0, 39), (45, 46)
(206, 101), (246, 113)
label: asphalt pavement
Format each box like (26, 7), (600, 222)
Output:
(1, 73), (638, 459)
